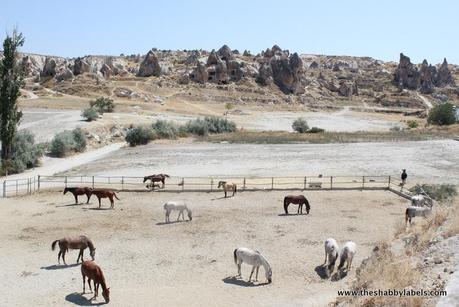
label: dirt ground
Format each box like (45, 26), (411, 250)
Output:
(0, 189), (409, 306)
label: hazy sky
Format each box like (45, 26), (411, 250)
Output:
(1, 0), (458, 64)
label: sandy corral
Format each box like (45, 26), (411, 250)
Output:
(0, 189), (408, 306)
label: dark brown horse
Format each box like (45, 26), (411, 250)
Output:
(143, 174), (170, 189)
(90, 189), (120, 209)
(283, 195), (310, 215)
(81, 260), (110, 303)
(51, 235), (96, 265)
(63, 187), (92, 204)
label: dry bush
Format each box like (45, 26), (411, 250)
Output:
(444, 207), (459, 238)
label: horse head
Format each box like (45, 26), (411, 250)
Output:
(102, 287), (110, 303)
(90, 248), (96, 260)
(163, 174), (170, 178)
(266, 267), (272, 283)
(143, 176), (149, 183)
(63, 188), (69, 195)
(218, 181), (226, 188)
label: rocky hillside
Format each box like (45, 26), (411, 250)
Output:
(7, 45), (459, 111)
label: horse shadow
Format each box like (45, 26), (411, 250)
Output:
(84, 207), (112, 211)
(41, 263), (80, 270)
(211, 196), (233, 201)
(155, 220), (189, 226)
(314, 265), (330, 279)
(222, 276), (267, 287)
(277, 213), (306, 217)
(331, 270), (348, 282)
(56, 203), (87, 208)
(65, 292), (106, 306)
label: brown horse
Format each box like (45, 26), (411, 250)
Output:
(51, 235), (96, 265)
(143, 174), (170, 189)
(63, 187), (92, 204)
(218, 181), (237, 198)
(81, 260), (110, 303)
(283, 195), (310, 215)
(90, 189), (119, 209)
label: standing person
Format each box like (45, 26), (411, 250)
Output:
(401, 169), (407, 185)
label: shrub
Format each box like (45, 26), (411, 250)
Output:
(292, 118), (309, 133)
(390, 126), (402, 132)
(308, 127), (325, 133)
(427, 103), (456, 126)
(90, 97), (115, 114)
(49, 128), (87, 157)
(81, 107), (99, 122)
(125, 126), (155, 146)
(151, 120), (178, 139)
(0, 130), (45, 175)
(182, 117), (237, 136)
(72, 128), (87, 152)
(409, 184), (457, 203)
(406, 120), (419, 129)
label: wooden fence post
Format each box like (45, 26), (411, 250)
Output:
(181, 178), (185, 191)
(271, 177), (274, 190)
(65, 176), (68, 188)
(388, 176), (391, 189)
(92, 176), (95, 189)
(243, 178), (246, 191)
(330, 176), (333, 190)
(121, 176), (124, 190)
(210, 178), (213, 192)
(37, 175), (41, 192)
(304, 177), (307, 190)
(362, 176), (365, 190)
(16, 180), (18, 195)
(3, 180), (6, 198)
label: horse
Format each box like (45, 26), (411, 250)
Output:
(234, 247), (272, 284)
(218, 181), (237, 198)
(338, 241), (357, 271)
(90, 189), (119, 209)
(81, 260), (110, 303)
(164, 201), (192, 223)
(323, 238), (339, 275)
(63, 187), (92, 204)
(51, 235), (96, 265)
(283, 195), (310, 215)
(411, 194), (433, 208)
(405, 206), (432, 225)
(143, 174), (170, 189)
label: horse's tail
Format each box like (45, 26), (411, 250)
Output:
(114, 192), (120, 200)
(233, 248), (238, 265)
(51, 239), (60, 251)
(305, 198), (310, 212)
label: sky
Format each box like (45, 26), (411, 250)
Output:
(1, 0), (458, 64)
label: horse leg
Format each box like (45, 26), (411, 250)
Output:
(77, 249), (82, 263)
(255, 266), (259, 281)
(224, 190), (227, 198)
(88, 278), (92, 293)
(62, 250), (67, 265)
(58, 250), (62, 264)
(98, 196), (101, 208)
(237, 261), (241, 277)
(110, 196), (114, 209)
(82, 275), (86, 293)
(249, 266), (255, 282)
(86, 193), (90, 204)
(74, 194), (78, 204)
(323, 251), (328, 266)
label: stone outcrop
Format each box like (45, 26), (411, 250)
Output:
(257, 46), (304, 94)
(100, 64), (113, 78)
(41, 57), (57, 77)
(338, 81), (358, 97)
(137, 50), (161, 77)
(419, 60), (437, 94)
(189, 62), (208, 83)
(436, 58), (455, 87)
(393, 53), (419, 90)
(73, 57), (90, 75)
(217, 45), (233, 61)
(227, 60), (244, 82)
(21, 55), (45, 76)
(256, 63), (273, 85)
(56, 68), (74, 81)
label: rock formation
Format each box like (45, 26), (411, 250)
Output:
(393, 53), (419, 90)
(41, 57), (57, 77)
(217, 45), (233, 61)
(56, 68), (74, 81)
(267, 51), (304, 94)
(100, 64), (113, 78)
(436, 58), (455, 87)
(137, 50), (161, 77)
(73, 57), (90, 75)
(190, 62), (208, 83)
(419, 60), (437, 94)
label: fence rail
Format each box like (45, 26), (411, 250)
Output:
(0, 174), (409, 198)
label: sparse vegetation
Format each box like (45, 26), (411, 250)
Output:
(409, 184), (457, 203)
(125, 125), (156, 146)
(181, 117), (237, 136)
(151, 120), (179, 139)
(427, 103), (456, 126)
(406, 120), (419, 129)
(292, 118), (309, 133)
(49, 128), (87, 157)
(90, 97), (115, 114)
(81, 107), (99, 122)
(308, 127), (325, 133)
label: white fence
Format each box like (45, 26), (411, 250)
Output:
(0, 174), (408, 198)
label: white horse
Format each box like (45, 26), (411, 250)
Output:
(405, 206), (432, 225)
(323, 238), (339, 272)
(233, 247), (272, 283)
(164, 201), (192, 223)
(411, 194), (433, 208)
(338, 241), (357, 271)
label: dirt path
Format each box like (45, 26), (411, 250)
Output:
(0, 190), (407, 306)
(416, 92), (433, 109)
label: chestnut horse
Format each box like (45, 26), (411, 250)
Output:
(143, 174), (170, 189)
(90, 189), (120, 209)
(218, 181), (237, 198)
(51, 235), (96, 265)
(283, 195), (310, 215)
(63, 187), (92, 204)
(81, 260), (110, 303)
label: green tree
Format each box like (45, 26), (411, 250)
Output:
(427, 103), (456, 126)
(0, 31), (25, 164)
